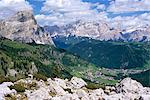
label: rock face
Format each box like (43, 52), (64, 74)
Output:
(1, 77), (150, 100)
(121, 29), (150, 42)
(46, 20), (122, 41)
(0, 10), (54, 45)
(45, 20), (150, 42)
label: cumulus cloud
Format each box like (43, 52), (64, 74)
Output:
(96, 4), (106, 11)
(35, 0), (107, 26)
(109, 12), (150, 31)
(108, 0), (150, 13)
(1, 0), (149, 31)
(0, 0), (32, 19)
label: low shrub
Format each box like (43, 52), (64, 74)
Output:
(33, 73), (47, 81)
(9, 84), (26, 92)
(0, 76), (10, 84)
(86, 82), (105, 90)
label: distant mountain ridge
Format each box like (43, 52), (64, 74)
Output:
(44, 20), (150, 42)
(0, 10), (54, 45)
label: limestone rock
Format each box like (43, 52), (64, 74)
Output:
(1, 77), (150, 100)
(46, 20), (150, 42)
(75, 89), (88, 98)
(0, 10), (54, 45)
(47, 78), (66, 95)
(103, 93), (125, 100)
(89, 89), (105, 100)
(54, 78), (68, 89)
(140, 94), (150, 100)
(89, 88), (105, 96)
(7, 69), (18, 77)
(69, 77), (87, 89)
(0, 82), (16, 100)
(116, 78), (144, 94)
(46, 20), (122, 41)
(60, 93), (79, 100)
(25, 87), (52, 100)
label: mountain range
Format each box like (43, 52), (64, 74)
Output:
(44, 20), (150, 87)
(45, 20), (150, 42)
(0, 10), (101, 86)
(0, 10), (149, 87)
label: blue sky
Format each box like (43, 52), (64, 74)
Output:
(27, 0), (111, 14)
(27, 0), (149, 16)
(26, 0), (150, 21)
(0, 0), (150, 29)
(27, 0), (44, 14)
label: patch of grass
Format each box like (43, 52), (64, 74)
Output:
(33, 73), (48, 81)
(0, 38), (92, 81)
(66, 38), (150, 69)
(0, 76), (10, 84)
(9, 84), (26, 92)
(86, 82), (105, 90)
(94, 77), (118, 86)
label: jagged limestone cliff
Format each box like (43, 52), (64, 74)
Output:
(0, 10), (54, 45)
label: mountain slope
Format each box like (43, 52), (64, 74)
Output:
(129, 69), (150, 87)
(0, 37), (96, 81)
(0, 10), (54, 45)
(54, 37), (150, 69)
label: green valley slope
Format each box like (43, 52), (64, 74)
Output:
(53, 36), (150, 86)
(0, 37), (96, 82)
(66, 39), (150, 69)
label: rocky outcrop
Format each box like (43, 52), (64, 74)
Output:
(116, 78), (145, 94)
(1, 77), (150, 100)
(0, 10), (54, 45)
(69, 77), (87, 89)
(121, 29), (150, 42)
(0, 82), (16, 100)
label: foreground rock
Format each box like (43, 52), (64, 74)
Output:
(0, 82), (16, 100)
(0, 77), (150, 100)
(115, 78), (150, 100)
(0, 10), (54, 45)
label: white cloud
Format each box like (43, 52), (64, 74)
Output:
(0, 0), (32, 19)
(109, 12), (150, 31)
(1, 0), (148, 32)
(108, 0), (150, 13)
(96, 4), (106, 11)
(35, 0), (150, 31)
(35, 0), (107, 26)
(35, 0), (150, 29)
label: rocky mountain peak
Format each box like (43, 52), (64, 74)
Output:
(8, 10), (36, 23)
(45, 20), (150, 42)
(0, 10), (54, 45)
(46, 20), (123, 41)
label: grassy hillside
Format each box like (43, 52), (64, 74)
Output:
(129, 69), (150, 87)
(65, 39), (150, 69)
(53, 36), (150, 86)
(1, 37), (149, 87)
(0, 37), (97, 82)
(53, 36), (90, 49)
